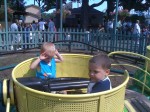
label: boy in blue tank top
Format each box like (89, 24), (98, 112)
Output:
(87, 53), (112, 93)
(30, 42), (63, 79)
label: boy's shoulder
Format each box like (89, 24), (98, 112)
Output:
(91, 77), (111, 93)
(96, 77), (111, 86)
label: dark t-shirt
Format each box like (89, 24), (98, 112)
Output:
(89, 77), (111, 93)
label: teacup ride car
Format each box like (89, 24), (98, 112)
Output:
(0, 52), (150, 112)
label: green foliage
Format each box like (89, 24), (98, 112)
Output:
(41, 9), (71, 20)
(0, 8), (12, 21)
(41, 13), (55, 20)
(0, 0), (26, 21)
(35, 0), (56, 12)
(118, 9), (130, 17)
(120, 0), (150, 11)
(107, 0), (150, 17)
(118, 9), (130, 21)
(36, 0), (100, 12)
(130, 15), (145, 23)
(9, 0), (26, 12)
(110, 9), (130, 21)
(0, 0), (4, 6)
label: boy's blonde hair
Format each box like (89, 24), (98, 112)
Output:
(40, 42), (56, 54)
(89, 53), (111, 70)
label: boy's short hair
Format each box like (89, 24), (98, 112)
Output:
(40, 42), (56, 54)
(89, 53), (111, 69)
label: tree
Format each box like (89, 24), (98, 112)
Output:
(35, 0), (56, 12)
(0, 0), (26, 21)
(35, 0), (107, 28)
(9, 0), (26, 12)
(38, 0), (150, 29)
(55, 0), (107, 29)
(106, 0), (150, 18)
(0, 8), (12, 21)
(119, 0), (150, 11)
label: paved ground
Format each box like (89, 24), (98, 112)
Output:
(0, 50), (38, 80)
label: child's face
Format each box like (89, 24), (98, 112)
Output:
(41, 49), (55, 61)
(88, 63), (110, 82)
(45, 49), (55, 59)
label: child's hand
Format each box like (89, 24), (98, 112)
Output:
(39, 52), (48, 60)
(55, 49), (59, 55)
(57, 90), (67, 94)
(43, 73), (48, 77)
(54, 49), (63, 62)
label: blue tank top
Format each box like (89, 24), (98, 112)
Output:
(36, 58), (56, 79)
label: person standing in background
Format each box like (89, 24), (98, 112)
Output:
(38, 18), (46, 31)
(38, 18), (46, 42)
(10, 19), (18, 50)
(48, 18), (56, 42)
(31, 20), (37, 42)
(133, 20), (141, 44)
(32, 20), (37, 31)
(0, 24), (4, 49)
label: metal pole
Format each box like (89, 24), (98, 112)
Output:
(112, 0), (119, 51)
(4, 0), (8, 50)
(114, 0), (119, 34)
(60, 0), (63, 39)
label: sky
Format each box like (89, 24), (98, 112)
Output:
(24, 0), (107, 13)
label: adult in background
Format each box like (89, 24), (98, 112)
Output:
(32, 20), (37, 31)
(122, 20), (127, 34)
(38, 18), (46, 42)
(31, 20), (37, 42)
(98, 24), (104, 32)
(97, 24), (104, 48)
(0, 24), (4, 49)
(22, 23), (31, 49)
(48, 18), (56, 42)
(133, 20), (142, 53)
(10, 19), (18, 50)
(117, 20), (122, 32)
(133, 20), (141, 44)
(126, 20), (132, 35)
(16, 20), (23, 50)
(38, 18), (46, 31)
(107, 19), (113, 33)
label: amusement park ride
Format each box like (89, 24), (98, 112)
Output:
(0, 50), (150, 112)
(0, 0), (150, 111)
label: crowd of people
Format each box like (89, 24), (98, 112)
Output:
(98, 19), (150, 37)
(9, 18), (56, 50)
(10, 18), (56, 32)
(1, 17), (150, 50)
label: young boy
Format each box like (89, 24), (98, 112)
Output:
(87, 53), (112, 93)
(30, 42), (63, 79)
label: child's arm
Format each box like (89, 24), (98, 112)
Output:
(30, 58), (41, 70)
(55, 49), (63, 63)
(30, 52), (47, 69)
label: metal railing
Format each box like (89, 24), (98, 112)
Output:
(0, 28), (148, 55)
(108, 51), (150, 95)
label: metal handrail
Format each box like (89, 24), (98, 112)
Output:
(6, 98), (10, 112)
(108, 51), (150, 94)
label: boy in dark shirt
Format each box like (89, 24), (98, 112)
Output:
(87, 53), (112, 93)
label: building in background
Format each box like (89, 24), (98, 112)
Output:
(64, 8), (104, 28)
(24, 5), (41, 23)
